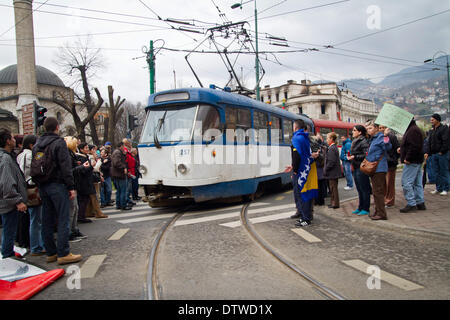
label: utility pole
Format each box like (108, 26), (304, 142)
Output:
(254, 0), (260, 101)
(146, 40), (155, 94)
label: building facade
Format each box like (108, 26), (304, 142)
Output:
(258, 80), (378, 123)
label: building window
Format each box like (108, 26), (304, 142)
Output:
(299, 106), (303, 114)
(275, 93), (279, 102)
(260, 95), (264, 102)
(321, 104), (326, 115)
(284, 92), (288, 100)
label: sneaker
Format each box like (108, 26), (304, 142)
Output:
(78, 218), (92, 223)
(416, 203), (426, 210)
(440, 191), (448, 196)
(357, 210), (370, 216)
(69, 234), (82, 243)
(47, 254), (57, 263)
(75, 231), (87, 239)
(121, 206), (132, 211)
(400, 205), (416, 213)
(57, 253), (82, 265)
(352, 209), (361, 214)
(295, 220), (311, 227)
(430, 190), (439, 195)
(344, 186), (353, 190)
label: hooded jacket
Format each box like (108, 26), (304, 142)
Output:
(400, 120), (424, 164)
(0, 148), (27, 214)
(350, 135), (369, 169)
(366, 131), (391, 173)
(340, 138), (352, 161)
(32, 132), (75, 190)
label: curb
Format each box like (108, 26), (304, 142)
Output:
(316, 197), (450, 240)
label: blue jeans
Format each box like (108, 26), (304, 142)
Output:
(432, 152), (449, 192)
(1, 209), (19, 258)
(426, 155), (436, 183)
(100, 176), (112, 205)
(292, 173), (312, 222)
(113, 178), (128, 209)
(353, 168), (371, 211)
(342, 160), (353, 188)
(40, 183), (71, 257)
(402, 163), (424, 206)
(28, 205), (44, 253)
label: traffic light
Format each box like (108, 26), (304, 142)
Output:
(34, 101), (47, 127)
(128, 114), (139, 131)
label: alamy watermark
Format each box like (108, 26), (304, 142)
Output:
(366, 265), (381, 290)
(66, 265), (81, 290)
(366, 5), (381, 30)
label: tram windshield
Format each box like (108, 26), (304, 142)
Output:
(140, 105), (221, 144)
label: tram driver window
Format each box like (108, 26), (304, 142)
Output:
(270, 116), (282, 144)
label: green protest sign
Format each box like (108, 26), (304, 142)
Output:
(375, 103), (414, 134)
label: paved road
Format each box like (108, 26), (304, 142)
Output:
(15, 175), (449, 300)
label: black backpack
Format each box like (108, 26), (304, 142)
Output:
(30, 140), (57, 185)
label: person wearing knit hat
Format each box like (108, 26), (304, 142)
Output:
(425, 113), (449, 195)
(431, 113), (441, 122)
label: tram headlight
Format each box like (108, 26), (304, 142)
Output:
(139, 165), (148, 175)
(177, 163), (188, 175)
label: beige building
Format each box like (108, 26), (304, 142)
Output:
(258, 80), (378, 123)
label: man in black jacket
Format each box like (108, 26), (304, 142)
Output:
(424, 114), (449, 195)
(398, 119), (426, 213)
(32, 117), (82, 265)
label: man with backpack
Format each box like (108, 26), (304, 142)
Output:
(31, 117), (82, 265)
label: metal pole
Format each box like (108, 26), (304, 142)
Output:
(149, 40), (155, 94)
(254, 0), (260, 101)
(446, 55), (450, 121)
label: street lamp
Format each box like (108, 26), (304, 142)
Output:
(231, 0), (260, 101)
(424, 51), (450, 121)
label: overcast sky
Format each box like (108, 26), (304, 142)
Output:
(0, 0), (449, 104)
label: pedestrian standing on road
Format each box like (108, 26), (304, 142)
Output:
(16, 134), (45, 255)
(76, 142), (95, 223)
(284, 119), (319, 227)
(324, 132), (341, 209)
(0, 129), (27, 259)
(348, 125), (371, 216)
(340, 135), (353, 190)
(64, 136), (88, 242)
(100, 148), (113, 207)
(313, 133), (327, 206)
(398, 119), (426, 213)
(31, 117), (82, 265)
(111, 142), (131, 211)
(366, 121), (392, 221)
(123, 139), (137, 207)
(379, 125), (400, 208)
(423, 130), (436, 185)
(131, 148), (141, 201)
(85, 145), (107, 219)
(424, 114), (449, 196)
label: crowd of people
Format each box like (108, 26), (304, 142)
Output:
(0, 117), (141, 265)
(287, 113), (449, 227)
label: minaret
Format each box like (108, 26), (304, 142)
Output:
(13, 0), (39, 133)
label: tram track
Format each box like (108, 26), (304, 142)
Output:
(240, 202), (347, 300)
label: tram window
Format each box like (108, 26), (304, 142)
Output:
(253, 111), (268, 144)
(270, 116), (282, 144)
(319, 127), (332, 141)
(225, 107), (251, 143)
(193, 105), (221, 142)
(334, 128), (348, 140)
(283, 119), (293, 144)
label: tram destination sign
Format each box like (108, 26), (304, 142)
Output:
(375, 103), (414, 135)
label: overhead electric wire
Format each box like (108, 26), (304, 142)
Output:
(257, 0), (350, 21)
(333, 8), (450, 46)
(0, 0), (50, 38)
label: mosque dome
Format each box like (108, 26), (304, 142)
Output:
(0, 64), (65, 87)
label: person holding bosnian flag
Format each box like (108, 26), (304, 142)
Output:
(285, 119), (319, 227)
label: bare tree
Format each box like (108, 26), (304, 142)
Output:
(104, 85), (126, 145)
(52, 88), (104, 142)
(54, 37), (105, 145)
(115, 101), (146, 146)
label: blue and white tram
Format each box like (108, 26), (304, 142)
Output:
(138, 87), (314, 206)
